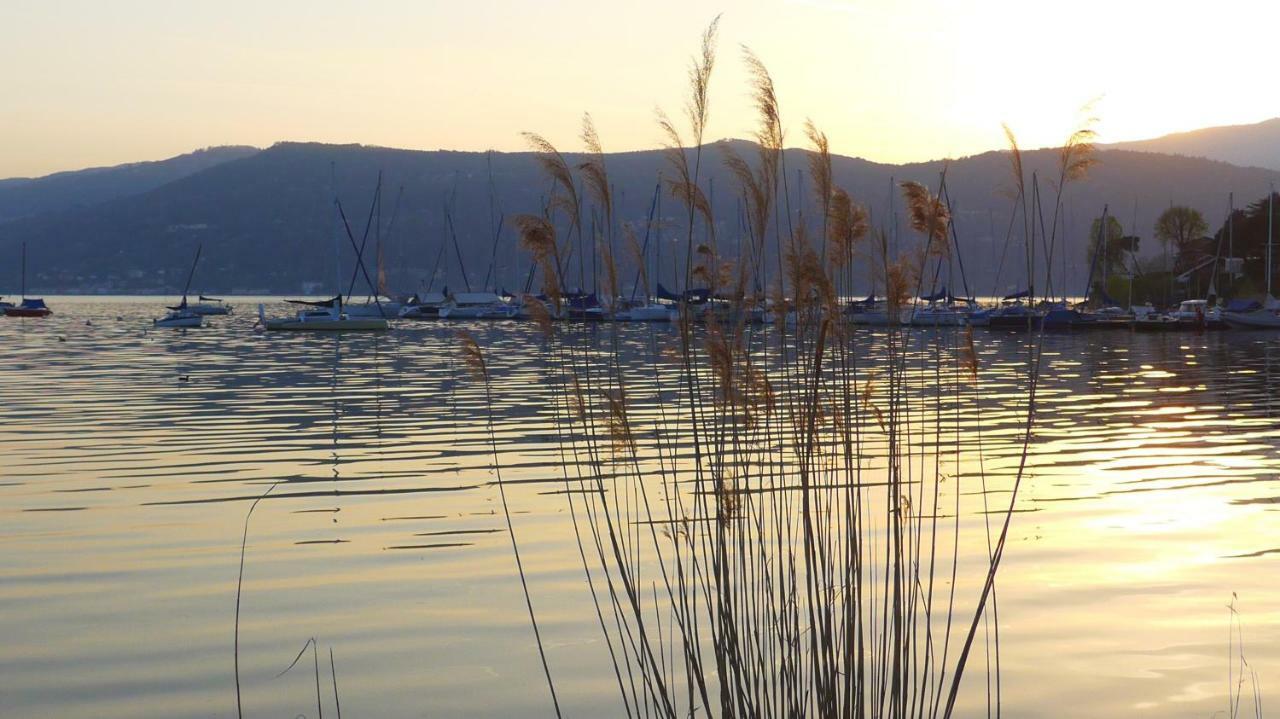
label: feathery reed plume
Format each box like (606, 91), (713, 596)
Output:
(742, 46), (783, 156)
(516, 214), (564, 312)
(516, 214), (557, 260)
(960, 325), (979, 381)
(601, 387), (636, 456)
(1058, 104), (1098, 184)
(1001, 123), (1026, 200)
(578, 113), (613, 224)
(456, 330), (487, 380)
(524, 295), (554, 338)
(523, 132), (581, 231)
(827, 187), (869, 267)
(805, 119), (832, 211)
(884, 247), (922, 315)
(685, 15), (720, 142)
(669, 177), (716, 237)
(899, 180), (951, 252)
(599, 239), (619, 306)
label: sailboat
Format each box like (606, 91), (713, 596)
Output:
(154, 245), (206, 329)
(1224, 187), (1280, 329)
(259, 187), (390, 332)
(3, 242), (52, 318)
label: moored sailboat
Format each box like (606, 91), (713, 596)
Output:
(4, 243), (52, 318)
(154, 245), (206, 329)
(1223, 187), (1279, 329)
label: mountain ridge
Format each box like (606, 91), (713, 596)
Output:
(1, 139), (1277, 296)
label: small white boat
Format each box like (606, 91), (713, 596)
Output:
(398, 292), (447, 320)
(438, 291), (516, 319)
(908, 302), (968, 327)
(155, 307), (203, 329)
(615, 303), (677, 322)
(344, 296), (403, 319)
(258, 298), (389, 331)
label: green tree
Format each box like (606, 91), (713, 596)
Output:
(1154, 206), (1209, 271)
(1087, 215), (1134, 277)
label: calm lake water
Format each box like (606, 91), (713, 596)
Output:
(3, 296), (1280, 718)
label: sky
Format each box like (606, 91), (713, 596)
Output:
(2, 0), (1277, 178)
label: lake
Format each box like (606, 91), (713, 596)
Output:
(3, 297), (1279, 718)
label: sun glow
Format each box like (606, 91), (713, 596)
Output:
(0, 0), (1276, 176)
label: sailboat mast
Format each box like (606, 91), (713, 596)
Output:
(21, 241), (26, 299)
(180, 245), (202, 304)
(330, 163), (342, 302)
(1268, 183), (1274, 299)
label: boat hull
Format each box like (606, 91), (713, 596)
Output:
(264, 318), (389, 331)
(4, 308), (52, 318)
(1223, 310), (1280, 329)
(188, 304), (232, 316)
(155, 316), (203, 329)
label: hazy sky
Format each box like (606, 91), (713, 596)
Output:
(3, 0), (1276, 178)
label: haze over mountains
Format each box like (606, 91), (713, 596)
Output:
(1, 120), (1277, 297)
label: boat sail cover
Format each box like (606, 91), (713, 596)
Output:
(19, 298), (48, 310)
(198, 295), (223, 302)
(919, 287), (948, 302)
(286, 296), (342, 307)
(1002, 289), (1031, 301)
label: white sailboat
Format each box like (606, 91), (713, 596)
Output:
(260, 188), (390, 332)
(258, 296), (389, 331)
(155, 245), (206, 329)
(1224, 185), (1280, 329)
(438, 291), (517, 319)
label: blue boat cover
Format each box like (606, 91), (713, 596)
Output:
(567, 293), (600, 310)
(19, 298), (48, 310)
(919, 286), (948, 302)
(1226, 299), (1263, 312)
(656, 283), (711, 304)
(1002, 289), (1030, 301)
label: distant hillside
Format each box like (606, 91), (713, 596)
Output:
(0, 146), (259, 223)
(1108, 118), (1280, 171)
(0, 141), (1276, 296)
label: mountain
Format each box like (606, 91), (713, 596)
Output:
(0, 141), (1276, 296)
(1107, 118), (1280, 172)
(0, 146), (259, 223)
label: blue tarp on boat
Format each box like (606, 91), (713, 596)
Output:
(1226, 299), (1263, 312)
(19, 298), (48, 310)
(656, 283), (711, 304)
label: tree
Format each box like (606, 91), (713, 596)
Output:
(1154, 206), (1209, 271)
(1087, 215), (1134, 276)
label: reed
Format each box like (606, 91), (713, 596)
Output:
(468, 19), (1042, 719)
